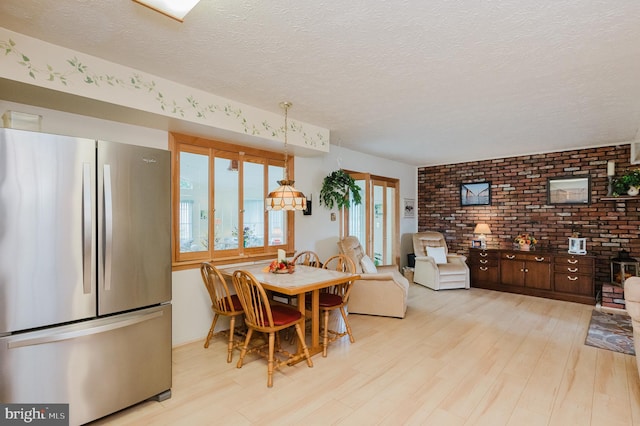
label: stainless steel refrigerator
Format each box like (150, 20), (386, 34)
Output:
(0, 128), (172, 425)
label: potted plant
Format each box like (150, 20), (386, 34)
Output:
(319, 169), (362, 210)
(612, 168), (640, 196)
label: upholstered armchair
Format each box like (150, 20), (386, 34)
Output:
(624, 277), (640, 379)
(412, 231), (470, 290)
(337, 236), (409, 318)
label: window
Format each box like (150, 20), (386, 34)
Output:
(170, 133), (295, 268)
(345, 172), (399, 266)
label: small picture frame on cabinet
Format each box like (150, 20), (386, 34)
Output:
(471, 240), (482, 248)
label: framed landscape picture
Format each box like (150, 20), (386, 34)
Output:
(460, 181), (491, 206)
(547, 176), (591, 205)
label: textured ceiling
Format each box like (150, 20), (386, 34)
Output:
(1, 1), (639, 166)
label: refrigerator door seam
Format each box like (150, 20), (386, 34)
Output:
(82, 162), (93, 294)
(103, 163), (113, 291)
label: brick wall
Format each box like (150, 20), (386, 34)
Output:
(417, 144), (640, 296)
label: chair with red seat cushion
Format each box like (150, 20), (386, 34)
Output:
(232, 269), (313, 387)
(319, 254), (357, 357)
(200, 262), (245, 363)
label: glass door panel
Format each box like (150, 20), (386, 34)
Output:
(349, 179), (367, 252)
(385, 186), (396, 265)
(268, 164), (286, 246)
(214, 156), (239, 251)
(243, 159), (265, 248)
(372, 183), (384, 265)
(178, 151), (209, 253)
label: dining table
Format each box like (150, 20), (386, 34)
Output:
(221, 263), (360, 358)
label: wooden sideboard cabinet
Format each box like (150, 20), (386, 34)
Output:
(468, 248), (595, 304)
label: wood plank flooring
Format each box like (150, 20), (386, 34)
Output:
(90, 284), (640, 425)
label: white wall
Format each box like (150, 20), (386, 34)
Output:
(0, 100), (417, 347)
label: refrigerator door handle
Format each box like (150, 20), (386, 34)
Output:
(82, 162), (92, 294)
(7, 310), (164, 349)
(103, 164), (113, 291)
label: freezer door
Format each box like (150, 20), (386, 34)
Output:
(98, 141), (171, 314)
(0, 304), (172, 426)
(0, 129), (97, 334)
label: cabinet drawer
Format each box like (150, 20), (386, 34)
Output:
(554, 273), (594, 296)
(553, 263), (593, 274)
(474, 250), (498, 259)
(471, 265), (499, 284)
(469, 250), (498, 262)
(502, 253), (550, 263)
(554, 255), (593, 267)
(471, 257), (499, 267)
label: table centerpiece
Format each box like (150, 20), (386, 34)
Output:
(268, 259), (295, 274)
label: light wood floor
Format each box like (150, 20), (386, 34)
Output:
(91, 284), (640, 425)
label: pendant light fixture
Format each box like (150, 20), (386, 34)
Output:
(265, 102), (307, 211)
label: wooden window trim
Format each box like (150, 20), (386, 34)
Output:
(169, 132), (296, 270)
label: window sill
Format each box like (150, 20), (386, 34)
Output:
(172, 251), (294, 272)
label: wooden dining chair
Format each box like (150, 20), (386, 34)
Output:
(271, 251), (322, 308)
(232, 270), (313, 387)
(319, 254), (357, 357)
(292, 250), (322, 268)
(200, 262), (245, 363)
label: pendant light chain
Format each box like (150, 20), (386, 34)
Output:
(281, 101), (291, 182)
(265, 101), (306, 211)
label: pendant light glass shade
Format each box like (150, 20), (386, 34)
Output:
(265, 102), (306, 211)
(266, 180), (307, 211)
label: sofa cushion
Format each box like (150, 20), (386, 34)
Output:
(361, 255), (378, 273)
(427, 246), (447, 264)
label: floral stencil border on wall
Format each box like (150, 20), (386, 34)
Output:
(0, 31), (329, 151)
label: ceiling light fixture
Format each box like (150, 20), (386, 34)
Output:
(132, 0), (200, 22)
(265, 102), (307, 211)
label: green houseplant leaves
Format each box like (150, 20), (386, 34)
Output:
(612, 168), (640, 196)
(319, 169), (362, 210)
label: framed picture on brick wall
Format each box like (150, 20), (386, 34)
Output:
(547, 176), (591, 205)
(460, 181), (491, 206)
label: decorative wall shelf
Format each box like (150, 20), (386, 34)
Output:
(600, 196), (640, 201)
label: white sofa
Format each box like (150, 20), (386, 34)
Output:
(412, 231), (470, 290)
(337, 236), (409, 318)
(624, 277), (640, 378)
